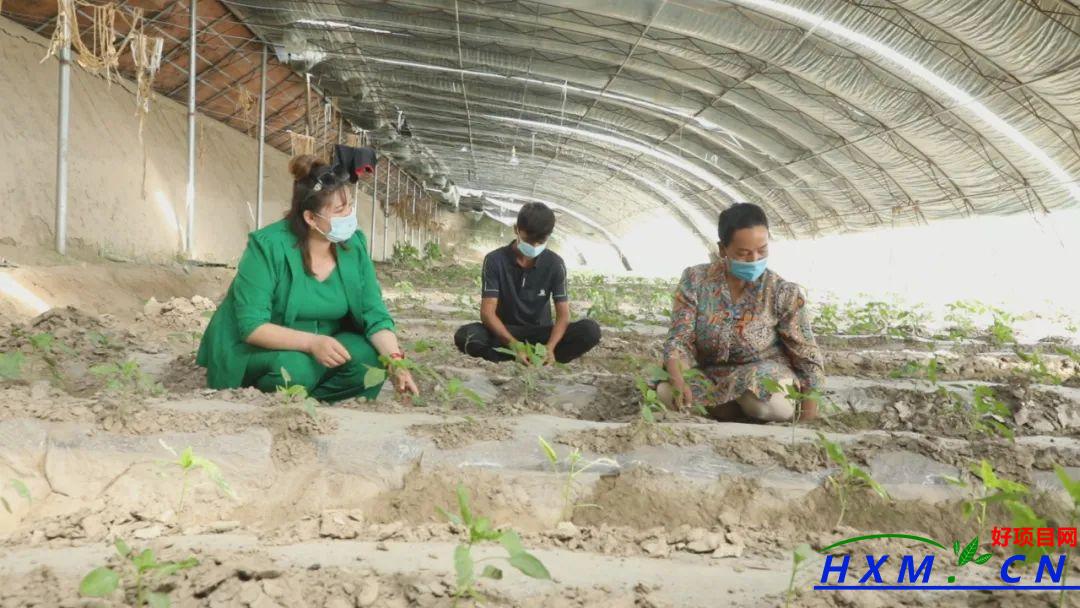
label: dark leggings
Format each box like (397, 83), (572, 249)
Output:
(453, 319), (602, 363)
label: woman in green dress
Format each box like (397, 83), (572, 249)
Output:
(197, 154), (419, 402)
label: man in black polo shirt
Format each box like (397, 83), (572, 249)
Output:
(454, 202), (601, 365)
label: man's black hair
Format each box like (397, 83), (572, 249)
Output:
(718, 202), (769, 247)
(516, 202), (556, 241)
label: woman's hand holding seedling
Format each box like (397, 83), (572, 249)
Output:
(364, 354), (422, 398)
(390, 366), (420, 395)
(670, 378), (694, 411)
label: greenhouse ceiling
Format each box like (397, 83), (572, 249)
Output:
(9, 0), (1080, 244)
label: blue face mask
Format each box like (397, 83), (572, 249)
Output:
(729, 257), (768, 282)
(315, 210), (358, 243)
(516, 239), (546, 259)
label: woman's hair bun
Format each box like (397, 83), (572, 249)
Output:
(288, 154), (326, 181)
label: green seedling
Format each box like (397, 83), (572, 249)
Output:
(1055, 346), (1080, 365)
(25, 332), (67, 380)
(763, 377), (823, 445)
(1014, 348), (1063, 385)
(363, 354), (419, 390)
(812, 302), (842, 336)
(635, 375), (668, 424)
(1, 479), (30, 514)
(0, 352), (24, 381)
(423, 242), (443, 261)
(817, 433), (889, 528)
(989, 309), (1017, 346)
(970, 386), (1014, 440)
(90, 360), (165, 398)
(158, 440), (236, 513)
(945, 460), (1029, 534)
(438, 485), (551, 602)
(494, 342), (548, 403)
(785, 543), (813, 608)
(538, 436), (618, 522)
(844, 300), (930, 339)
(494, 341), (547, 367)
(889, 357), (940, 384)
(445, 377), (486, 408)
(87, 331), (112, 348)
(942, 300), (987, 341)
(643, 364), (709, 418)
(391, 243), (423, 268)
(275, 367), (318, 419)
(409, 339), (438, 354)
(79, 538), (198, 607)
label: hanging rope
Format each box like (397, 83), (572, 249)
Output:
(43, 0), (142, 85)
(234, 85), (257, 135)
(130, 32), (163, 138)
(288, 131), (316, 157)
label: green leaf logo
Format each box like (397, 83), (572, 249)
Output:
(952, 536), (993, 568)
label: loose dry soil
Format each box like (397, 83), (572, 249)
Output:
(1, 257), (1080, 607)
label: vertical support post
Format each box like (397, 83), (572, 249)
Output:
(55, 11), (71, 255)
(304, 73), (313, 137)
(384, 165), (396, 261)
(185, 0), (198, 256)
(401, 182), (409, 246)
(255, 44), (267, 229)
(370, 160), (378, 258)
(410, 184), (417, 250)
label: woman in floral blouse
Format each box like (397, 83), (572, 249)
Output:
(657, 203), (824, 422)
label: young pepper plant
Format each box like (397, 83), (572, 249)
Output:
(944, 459), (1030, 538)
(817, 433), (889, 528)
(784, 543), (813, 608)
(275, 367), (318, 418)
(445, 377), (487, 408)
(763, 378), (823, 445)
(537, 436), (618, 522)
(437, 485), (551, 602)
(494, 341), (547, 367)
(363, 354), (422, 404)
(970, 386), (1014, 440)
(80, 538), (198, 607)
(637, 364), (709, 422)
(158, 440), (236, 513)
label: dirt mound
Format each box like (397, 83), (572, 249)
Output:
(0, 566), (65, 608)
(140, 295), (216, 332)
(408, 418), (513, 449)
(161, 352), (207, 393)
(555, 424), (709, 454)
(266, 406), (339, 467)
(712, 436), (829, 473)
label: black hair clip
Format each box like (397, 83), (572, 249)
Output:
(311, 169), (340, 192)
